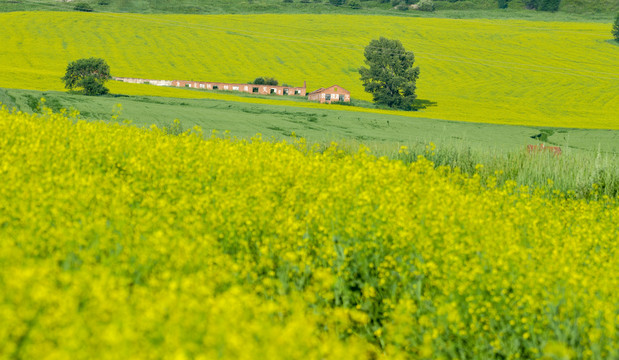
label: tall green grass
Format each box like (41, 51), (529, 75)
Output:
(326, 137), (619, 200)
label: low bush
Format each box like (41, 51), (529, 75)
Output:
(613, 13), (619, 41)
(73, 2), (94, 12)
(349, 0), (362, 8)
(418, 0), (434, 11)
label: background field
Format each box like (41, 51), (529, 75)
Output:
(3, 88), (618, 198)
(1, 0), (618, 19)
(3, 88), (618, 155)
(0, 12), (617, 129)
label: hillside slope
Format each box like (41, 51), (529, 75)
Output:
(0, 12), (617, 128)
(1, 107), (618, 359)
(1, 0), (617, 15)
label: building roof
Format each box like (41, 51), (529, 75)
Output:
(307, 87), (324, 96)
(308, 85), (349, 95)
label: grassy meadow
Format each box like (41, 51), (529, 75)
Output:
(2, 88), (618, 198)
(1, 107), (618, 359)
(0, 12), (617, 129)
(1, 0), (618, 19)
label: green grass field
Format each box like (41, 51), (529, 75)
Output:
(0, 12), (617, 129)
(4, 88), (618, 154)
(1, 0), (617, 19)
(3, 87), (618, 198)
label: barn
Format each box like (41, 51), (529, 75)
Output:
(307, 85), (350, 104)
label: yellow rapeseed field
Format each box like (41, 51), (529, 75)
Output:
(0, 12), (617, 128)
(1, 106), (618, 359)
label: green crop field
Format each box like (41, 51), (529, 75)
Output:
(0, 12), (617, 129)
(3, 87), (618, 198)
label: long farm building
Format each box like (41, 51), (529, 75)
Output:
(113, 77), (351, 103)
(114, 77), (306, 96)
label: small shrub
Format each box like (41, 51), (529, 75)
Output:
(97, 0), (110, 5)
(538, 0), (560, 11)
(22, 96), (63, 113)
(162, 119), (184, 136)
(73, 2), (94, 12)
(283, 0), (293, 3)
(349, 0), (362, 8)
(396, 3), (409, 10)
(497, 0), (510, 9)
(524, 0), (537, 9)
(524, 0), (561, 11)
(251, 77), (278, 86)
(328, 0), (346, 5)
(613, 13), (619, 41)
(24, 95), (41, 113)
(418, 0), (434, 11)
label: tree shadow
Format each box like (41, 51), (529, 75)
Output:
(411, 99), (437, 111)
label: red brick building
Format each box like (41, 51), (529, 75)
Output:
(172, 80), (306, 97)
(307, 85), (350, 104)
(114, 77), (352, 102)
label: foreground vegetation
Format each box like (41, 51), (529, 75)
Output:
(0, 12), (617, 128)
(1, 107), (618, 359)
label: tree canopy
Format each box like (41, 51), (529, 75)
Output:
(359, 37), (420, 110)
(62, 58), (111, 96)
(251, 77), (278, 86)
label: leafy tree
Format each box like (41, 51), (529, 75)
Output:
(538, 0), (560, 11)
(613, 13), (619, 41)
(62, 58), (111, 95)
(418, 0), (434, 11)
(251, 77), (278, 86)
(497, 0), (511, 9)
(359, 37), (420, 110)
(524, 0), (561, 11)
(73, 2), (94, 12)
(349, 0), (362, 9)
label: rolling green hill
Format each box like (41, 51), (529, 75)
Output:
(0, 12), (617, 129)
(2, 87), (618, 198)
(1, 0), (617, 19)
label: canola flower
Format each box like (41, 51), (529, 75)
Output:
(0, 12), (618, 129)
(0, 106), (618, 359)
